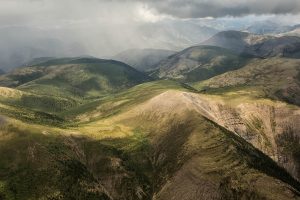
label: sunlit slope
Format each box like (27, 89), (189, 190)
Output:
(62, 80), (195, 123)
(1, 90), (300, 199)
(77, 90), (300, 199)
(143, 95), (299, 200)
(0, 80), (195, 200)
(0, 87), (74, 126)
(193, 58), (300, 106)
(0, 87), (76, 113)
(0, 80), (192, 127)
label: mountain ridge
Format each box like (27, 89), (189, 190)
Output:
(202, 30), (300, 58)
(0, 32), (300, 200)
(0, 57), (152, 99)
(150, 45), (251, 82)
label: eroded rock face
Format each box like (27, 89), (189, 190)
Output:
(222, 103), (299, 180)
(179, 91), (300, 181)
(122, 90), (300, 181)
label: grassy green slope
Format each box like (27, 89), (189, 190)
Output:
(62, 80), (195, 124)
(0, 87), (73, 126)
(0, 58), (152, 99)
(0, 80), (195, 200)
(151, 45), (250, 82)
(0, 57), (153, 125)
(0, 120), (112, 200)
(0, 80), (193, 127)
(193, 57), (300, 105)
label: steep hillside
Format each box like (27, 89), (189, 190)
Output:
(63, 80), (195, 123)
(166, 91), (300, 182)
(75, 90), (300, 199)
(193, 58), (300, 106)
(190, 57), (300, 181)
(0, 59), (300, 199)
(1, 89), (300, 199)
(150, 45), (249, 82)
(113, 49), (176, 72)
(202, 30), (300, 58)
(0, 58), (151, 99)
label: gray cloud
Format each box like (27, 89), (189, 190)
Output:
(143, 0), (300, 18)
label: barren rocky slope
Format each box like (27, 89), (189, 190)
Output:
(181, 91), (300, 181)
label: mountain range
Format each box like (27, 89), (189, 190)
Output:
(202, 30), (300, 58)
(0, 30), (300, 200)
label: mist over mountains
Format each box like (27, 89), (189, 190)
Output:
(1, 19), (299, 72)
(0, 0), (300, 71)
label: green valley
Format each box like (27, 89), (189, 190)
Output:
(0, 32), (300, 200)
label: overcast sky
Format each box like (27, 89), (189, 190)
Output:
(0, 0), (300, 70)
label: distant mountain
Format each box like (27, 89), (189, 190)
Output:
(0, 69), (4, 75)
(0, 22), (220, 72)
(280, 27), (300, 37)
(245, 21), (293, 35)
(20, 56), (98, 68)
(21, 57), (56, 67)
(113, 49), (176, 72)
(202, 30), (300, 58)
(150, 45), (250, 82)
(247, 36), (300, 58)
(245, 21), (300, 37)
(202, 31), (270, 53)
(0, 57), (151, 99)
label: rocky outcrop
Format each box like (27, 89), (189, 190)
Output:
(180, 91), (300, 181)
